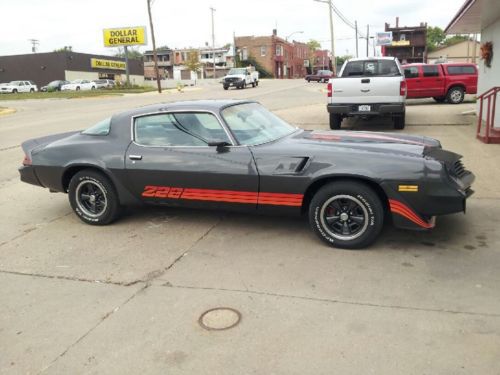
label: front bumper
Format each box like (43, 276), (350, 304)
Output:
(223, 79), (243, 87)
(327, 103), (405, 116)
(19, 165), (43, 187)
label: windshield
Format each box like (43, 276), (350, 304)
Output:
(48, 81), (59, 86)
(228, 68), (247, 75)
(221, 103), (296, 146)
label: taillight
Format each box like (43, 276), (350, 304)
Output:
(22, 154), (31, 166)
(327, 82), (332, 97)
(400, 80), (407, 96)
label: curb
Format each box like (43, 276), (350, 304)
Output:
(0, 107), (16, 116)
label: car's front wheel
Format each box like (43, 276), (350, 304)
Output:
(223, 84), (229, 90)
(309, 181), (384, 249)
(68, 170), (121, 225)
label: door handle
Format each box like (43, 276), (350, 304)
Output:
(129, 155), (142, 160)
(361, 89), (370, 93)
(361, 78), (370, 84)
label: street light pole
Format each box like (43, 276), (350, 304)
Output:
(210, 7), (216, 80)
(313, 0), (336, 75)
(355, 21), (359, 58)
(285, 31), (304, 41)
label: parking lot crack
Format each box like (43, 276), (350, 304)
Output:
(0, 269), (132, 286)
(38, 282), (148, 374)
(163, 284), (500, 319)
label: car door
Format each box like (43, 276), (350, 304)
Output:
(403, 66), (420, 98)
(124, 110), (259, 211)
(17, 81), (26, 92)
(421, 65), (443, 97)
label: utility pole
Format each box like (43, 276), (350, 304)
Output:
(355, 21), (359, 58)
(28, 39), (39, 53)
(328, 0), (336, 75)
(147, 0), (162, 93)
(124, 46), (130, 85)
(366, 24), (369, 57)
(210, 7), (216, 80)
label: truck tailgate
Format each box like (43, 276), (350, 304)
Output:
(330, 76), (403, 104)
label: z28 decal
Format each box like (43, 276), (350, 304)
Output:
(141, 186), (303, 207)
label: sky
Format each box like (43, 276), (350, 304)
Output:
(0, 0), (465, 58)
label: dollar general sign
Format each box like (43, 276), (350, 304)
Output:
(103, 26), (147, 47)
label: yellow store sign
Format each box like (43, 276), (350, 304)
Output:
(91, 58), (126, 71)
(103, 26), (147, 47)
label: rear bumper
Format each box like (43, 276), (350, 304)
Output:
(327, 103), (405, 116)
(19, 165), (43, 187)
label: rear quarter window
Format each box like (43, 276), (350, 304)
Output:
(82, 118), (111, 135)
(446, 66), (476, 75)
(422, 65), (440, 77)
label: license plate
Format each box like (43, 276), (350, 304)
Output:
(359, 105), (371, 112)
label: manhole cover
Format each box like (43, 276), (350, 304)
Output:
(198, 307), (241, 331)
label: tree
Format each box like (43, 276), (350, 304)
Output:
(54, 46), (72, 52)
(114, 47), (143, 59)
(307, 39), (321, 51)
(185, 50), (202, 75)
(336, 55), (352, 67)
(427, 26), (446, 52)
(306, 39), (322, 74)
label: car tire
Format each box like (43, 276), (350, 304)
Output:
(307, 78), (311, 83)
(12, 89), (17, 94)
(309, 180), (384, 249)
(68, 170), (121, 225)
(393, 113), (405, 129)
(252, 81), (255, 88)
(433, 96), (446, 103)
(329, 113), (342, 129)
(76, 86), (80, 91)
(223, 84), (229, 90)
(30, 88), (34, 93)
(242, 81), (246, 89)
(446, 86), (464, 104)
(255, 80), (259, 86)
(91, 86), (95, 90)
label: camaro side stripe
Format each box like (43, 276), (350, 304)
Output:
(389, 199), (434, 229)
(142, 186), (303, 207)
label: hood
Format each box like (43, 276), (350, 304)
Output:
(224, 74), (245, 79)
(284, 130), (441, 158)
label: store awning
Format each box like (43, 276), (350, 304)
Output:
(445, 0), (500, 34)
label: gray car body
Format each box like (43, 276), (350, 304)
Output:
(19, 99), (474, 230)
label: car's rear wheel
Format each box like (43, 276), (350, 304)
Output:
(393, 113), (405, 129)
(329, 113), (342, 129)
(68, 170), (121, 225)
(251, 81), (255, 87)
(309, 181), (384, 249)
(447, 86), (464, 104)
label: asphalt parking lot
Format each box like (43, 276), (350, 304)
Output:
(1, 80), (499, 374)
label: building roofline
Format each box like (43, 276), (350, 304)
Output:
(444, 0), (476, 33)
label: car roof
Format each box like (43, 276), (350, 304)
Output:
(129, 99), (255, 114)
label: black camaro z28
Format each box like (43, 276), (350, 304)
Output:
(19, 100), (474, 249)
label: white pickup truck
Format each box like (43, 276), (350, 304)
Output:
(0, 80), (38, 94)
(222, 67), (259, 90)
(327, 57), (407, 129)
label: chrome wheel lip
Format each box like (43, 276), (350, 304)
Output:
(75, 180), (107, 218)
(319, 194), (369, 241)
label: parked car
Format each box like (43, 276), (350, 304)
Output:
(61, 79), (96, 91)
(402, 63), (478, 104)
(19, 100), (474, 249)
(93, 79), (115, 89)
(40, 80), (69, 92)
(0, 80), (38, 94)
(327, 57), (407, 129)
(305, 70), (334, 83)
(222, 68), (259, 90)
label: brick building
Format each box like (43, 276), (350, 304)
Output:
(235, 30), (311, 78)
(312, 50), (331, 72)
(382, 18), (427, 63)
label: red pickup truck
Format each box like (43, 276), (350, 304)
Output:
(402, 63), (478, 104)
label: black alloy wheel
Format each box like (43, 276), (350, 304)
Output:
(68, 170), (120, 225)
(309, 181), (384, 249)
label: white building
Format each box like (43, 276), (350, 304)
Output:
(445, 0), (500, 142)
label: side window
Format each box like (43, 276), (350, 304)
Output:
(422, 65), (439, 77)
(82, 117), (111, 135)
(134, 112), (230, 146)
(19, 82), (25, 86)
(447, 66), (476, 75)
(260, 46), (266, 57)
(404, 66), (419, 78)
